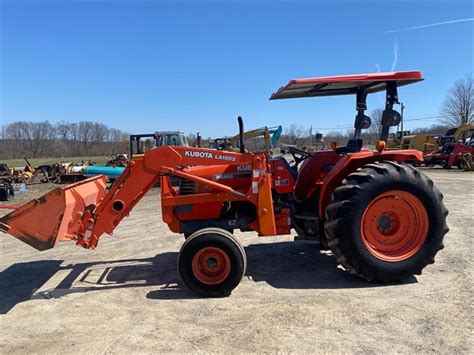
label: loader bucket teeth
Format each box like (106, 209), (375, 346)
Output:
(0, 176), (107, 251)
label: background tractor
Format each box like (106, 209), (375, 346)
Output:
(424, 123), (474, 168)
(129, 130), (189, 157)
(0, 71), (448, 297)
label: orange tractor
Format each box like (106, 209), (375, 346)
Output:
(0, 71), (448, 297)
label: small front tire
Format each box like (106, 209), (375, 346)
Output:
(178, 228), (246, 297)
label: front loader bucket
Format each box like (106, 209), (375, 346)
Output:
(0, 176), (107, 251)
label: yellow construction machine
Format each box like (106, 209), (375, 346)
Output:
(388, 131), (438, 154)
(388, 123), (474, 155)
(213, 125), (282, 152)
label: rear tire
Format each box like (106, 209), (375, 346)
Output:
(324, 161), (448, 281)
(178, 228), (246, 297)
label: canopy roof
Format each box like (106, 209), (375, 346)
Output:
(270, 71), (423, 100)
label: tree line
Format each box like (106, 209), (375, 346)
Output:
(0, 121), (129, 159)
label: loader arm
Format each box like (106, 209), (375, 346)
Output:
(1, 146), (276, 251)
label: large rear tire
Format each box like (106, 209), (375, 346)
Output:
(178, 228), (246, 297)
(324, 161), (448, 281)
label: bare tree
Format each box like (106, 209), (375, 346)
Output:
(5, 121), (26, 153)
(78, 121), (95, 147)
(109, 128), (125, 142)
(187, 132), (197, 146)
(6, 121), (56, 157)
(56, 121), (71, 140)
(369, 108), (384, 137)
(283, 124), (305, 145)
(440, 74), (473, 126)
(324, 130), (349, 146)
(70, 123), (79, 141)
(30, 121), (56, 157)
(91, 122), (108, 143)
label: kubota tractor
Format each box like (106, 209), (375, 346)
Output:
(0, 71), (448, 297)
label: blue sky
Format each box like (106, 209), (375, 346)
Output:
(1, 0), (473, 137)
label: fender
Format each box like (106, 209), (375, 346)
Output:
(317, 149), (423, 219)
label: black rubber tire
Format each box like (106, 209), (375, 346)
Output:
(324, 161), (448, 282)
(183, 228), (233, 240)
(318, 225), (330, 250)
(5, 186), (13, 201)
(178, 228), (246, 297)
(457, 160), (465, 170)
(0, 184), (12, 201)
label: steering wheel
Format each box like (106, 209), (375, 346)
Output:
(287, 146), (311, 168)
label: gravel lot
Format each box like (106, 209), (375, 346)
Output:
(0, 168), (472, 353)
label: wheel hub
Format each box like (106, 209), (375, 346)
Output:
(377, 214), (391, 232)
(192, 247), (231, 285)
(376, 212), (401, 236)
(206, 257), (218, 269)
(361, 190), (429, 262)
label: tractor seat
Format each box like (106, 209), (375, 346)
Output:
(335, 139), (363, 154)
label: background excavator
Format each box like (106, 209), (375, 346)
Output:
(0, 71), (448, 297)
(213, 125), (282, 152)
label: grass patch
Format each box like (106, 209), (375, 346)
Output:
(1, 156), (110, 167)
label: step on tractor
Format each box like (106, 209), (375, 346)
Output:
(0, 71), (448, 297)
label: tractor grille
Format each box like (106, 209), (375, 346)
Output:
(178, 178), (196, 195)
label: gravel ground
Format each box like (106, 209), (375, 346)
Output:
(0, 168), (472, 353)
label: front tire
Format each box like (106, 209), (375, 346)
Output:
(178, 228), (246, 297)
(324, 161), (448, 281)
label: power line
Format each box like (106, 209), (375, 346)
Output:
(311, 113), (457, 132)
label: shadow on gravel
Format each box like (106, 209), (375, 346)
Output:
(0, 260), (63, 314)
(0, 242), (416, 313)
